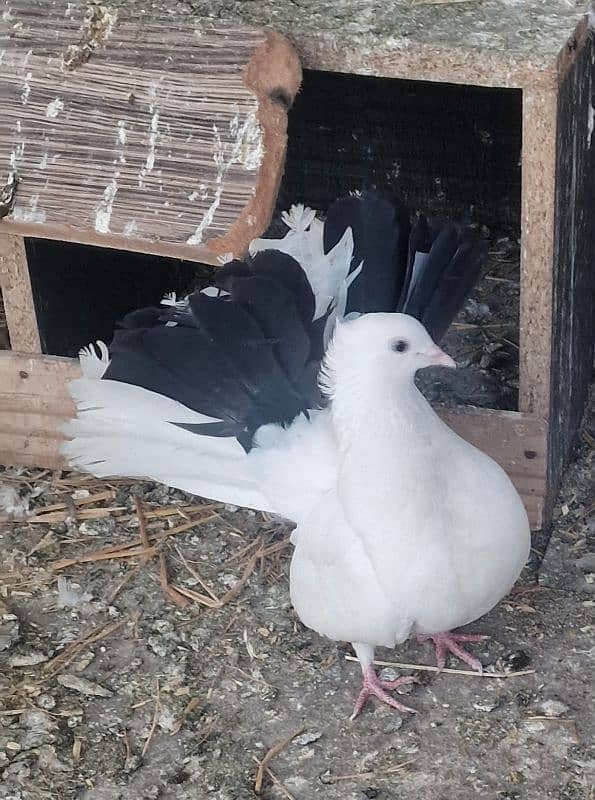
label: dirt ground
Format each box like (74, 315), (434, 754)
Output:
(0, 386), (593, 800)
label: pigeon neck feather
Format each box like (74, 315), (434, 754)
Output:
(324, 359), (437, 451)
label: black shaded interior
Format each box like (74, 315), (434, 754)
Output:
(25, 239), (214, 358)
(279, 70), (522, 236)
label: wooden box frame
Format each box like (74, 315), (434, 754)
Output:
(1, 3), (594, 532)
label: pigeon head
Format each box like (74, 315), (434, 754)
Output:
(321, 312), (455, 396)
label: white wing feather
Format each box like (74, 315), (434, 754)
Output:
(249, 204), (357, 322)
(249, 410), (338, 526)
(62, 378), (273, 512)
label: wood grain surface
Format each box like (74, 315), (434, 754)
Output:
(0, 1), (301, 262)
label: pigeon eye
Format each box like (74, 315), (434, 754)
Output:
(391, 339), (409, 353)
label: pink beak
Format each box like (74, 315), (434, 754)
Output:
(424, 344), (456, 369)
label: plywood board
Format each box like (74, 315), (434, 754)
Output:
(182, 0), (588, 89)
(518, 88), (558, 418)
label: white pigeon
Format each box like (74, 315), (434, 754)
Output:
(62, 191), (530, 716)
(260, 313), (530, 716)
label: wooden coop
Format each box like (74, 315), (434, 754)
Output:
(1, 0), (594, 533)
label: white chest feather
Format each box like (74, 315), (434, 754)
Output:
(289, 383), (530, 648)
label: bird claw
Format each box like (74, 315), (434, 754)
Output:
(351, 666), (417, 720)
(416, 631), (487, 673)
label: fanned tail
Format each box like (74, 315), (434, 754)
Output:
(63, 189), (487, 500)
(251, 190), (486, 343)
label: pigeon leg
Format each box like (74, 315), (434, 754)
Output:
(351, 642), (417, 720)
(416, 632), (488, 673)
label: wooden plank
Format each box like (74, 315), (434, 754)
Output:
(549, 34), (595, 493)
(183, 0), (587, 89)
(0, 3), (301, 262)
(439, 406), (548, 529)
(0, 351), (79, 393)
(0, 233), (41, 352)
(518, 88), (558, 418)
(0, 352), (77, 468)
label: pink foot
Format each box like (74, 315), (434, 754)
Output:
(416, 631), (488, 673)
(351, 665), (417, 720)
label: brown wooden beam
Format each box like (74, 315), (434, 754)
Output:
(518, 88), (557, 419)
(0, 234), (41, 353)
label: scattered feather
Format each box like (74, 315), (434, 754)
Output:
(57, 577), (93, 608)
(0, 484), (30, 519)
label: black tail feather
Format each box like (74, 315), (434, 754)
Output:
(97, 191), (487, 451)
(400, 213), (437, 310)
(399, 217), (486, 341)
(321, 191), (485, 340)
(400, 221), (463, 321)
(418, 234), (487, 342)
(323, 190), (410, 314)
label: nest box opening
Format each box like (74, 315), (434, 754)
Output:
(280, 69), (524, 411)
(280, 70), (523, 233)
(25, 239), (216, 359)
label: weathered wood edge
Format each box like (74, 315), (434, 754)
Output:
(0, 352), (547, 527)
(0, 234), (41, 353)
(0, 220), (240, 264)
(518, 88), (558, 419)
(206, 30), (302, 257)
(292, 35), (560, 90)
